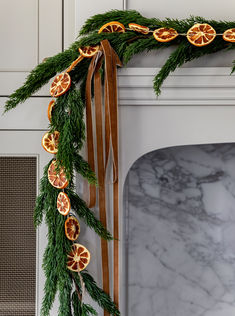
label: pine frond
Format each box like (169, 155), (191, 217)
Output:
(68, 190), (113, 240)
(154, 38), (230, 95)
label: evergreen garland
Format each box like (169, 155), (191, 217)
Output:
(5, 9), (235, 316)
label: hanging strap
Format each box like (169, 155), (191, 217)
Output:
(101, 40), (122, 308)
(85, 40), (122, 313)
(85, 53), (99, 208)
(94, 53), (111, 316)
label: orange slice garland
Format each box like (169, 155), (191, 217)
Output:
(128, 23), (149, 34)
(98, 21), (125, 33)
(48, 160), (69, 189)
(41, 131), (59, 154)
(223, 28), (235, 42)
(153, 27), (178, 42)
(67, 243), (90, 272)
(50, 72), (71, 97)
(187, 23), (216, 47)
(78, 45), (100, 58)
(57, 192), (71, 215)
(65, 216), (80, 241)
(47, 100), (55, 122)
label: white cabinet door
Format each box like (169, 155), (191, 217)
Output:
(0, 0), (62, 96)
(0, 1), (63, 315)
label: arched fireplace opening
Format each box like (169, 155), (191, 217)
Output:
(123, 143), (235, 316)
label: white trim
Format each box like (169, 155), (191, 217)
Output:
(118, 67), (235, 106)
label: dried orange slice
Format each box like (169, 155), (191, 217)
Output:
(41, 131), (59, 154)
(153, 27), (178, 42)
(50, 73), (71, 97)
(48, 160), (69, 189)
(223, 28), (235, 42)
(78, 45), (100, 58)
(98, 21), (125, 33)
(129, 23), (149, 34)
(65, 216), (80, 241)
(57, 192), (71, 216)
(187, 23), (216, 47)
(47, 100), (55, 122)
(67, 243), (90, 272)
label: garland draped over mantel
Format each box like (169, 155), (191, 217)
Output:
(4, 9), (235, 316)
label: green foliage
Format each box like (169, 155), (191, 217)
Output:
(40, 178), (59, 316)
(154, 37), (232, 95)
(55, 214), (73, 316)
(34, 159), (55, 228)
(4, 49), (79, 112)
(50, 85), (96, 183)
(72, 292), (97, 316)
(67, 190), (113, 240)
(81, 272), (120, 316)
(6, 9), (235, 316)
(71, 272), (119, 316)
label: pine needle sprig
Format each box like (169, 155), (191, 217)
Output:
(4, 49), (79, 112)
(73, 154), (97, 185)
(55, 214), (73, 316)
(34, 159), (54, 227)
(79, 10), (145, 35)
(80, 272), (120, 316)
(41, 243), (58, 316)
(123, 37), (165, 64)
(153, 38), (231, 95)
(40, 190), (59, 316)
(67, 190), (113, 240)
(71, 272), (120, 316)
(72, 291), (97, 316)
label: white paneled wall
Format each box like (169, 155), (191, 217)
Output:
(126, 0), (235, 20)
(0, 1), (63, 315)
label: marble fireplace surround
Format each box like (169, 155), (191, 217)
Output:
(117, 67), (235, 315)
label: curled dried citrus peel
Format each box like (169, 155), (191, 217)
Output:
(187, 23), (216, 46)
(50, 72), (71, 97)
(128, 23), (149, 34)
(153, 27), (178, 42)
(98, 21), (125, 33)
(67, 243), (90, 271)
(65, 216), (80, 241)
(223, 28), (235, 42)
(41, 131), (59, 154)
(47, 100), (55, 122)
(48, 160), (69, 189)
(57, 192), (71, 215)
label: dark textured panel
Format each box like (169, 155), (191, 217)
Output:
(0, 157), (37, 316)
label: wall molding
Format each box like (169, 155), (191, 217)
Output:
(118, 67), (235, 106)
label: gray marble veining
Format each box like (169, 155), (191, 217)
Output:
(124, 144), (235, 316)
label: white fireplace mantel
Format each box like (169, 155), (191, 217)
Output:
(117, 67), (235, 188)
(2, 66), (235, 316)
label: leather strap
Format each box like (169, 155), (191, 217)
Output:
(85, 40), (122, 313)
(101, 40), (122, 308)
(85, 54), (99, 208)
(94, 54), (111, 316)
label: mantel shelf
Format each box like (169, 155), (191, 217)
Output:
(118, 67), (235, 106)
